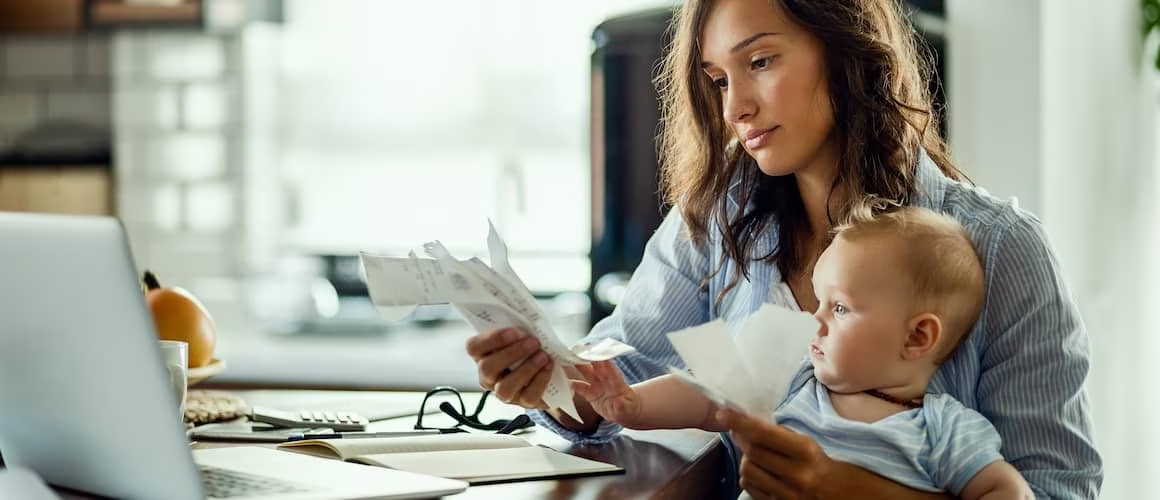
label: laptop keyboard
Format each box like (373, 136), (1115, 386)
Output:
(199, 465), (320, 498)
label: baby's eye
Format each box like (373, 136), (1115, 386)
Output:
(833, 304), (849, 315)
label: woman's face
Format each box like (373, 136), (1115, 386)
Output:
(699, 0), (837, 177)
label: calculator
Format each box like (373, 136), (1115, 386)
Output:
(249, 407), (369, 432)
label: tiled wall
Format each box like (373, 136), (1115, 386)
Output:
(113, 28), (284, 331)
(0, 28), (282, 333)
(0, 35), (111, 158)
(113, 31), (239, 327)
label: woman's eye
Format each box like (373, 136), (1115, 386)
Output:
(711, 77), (728, 90)
(751, 56), (775, 70)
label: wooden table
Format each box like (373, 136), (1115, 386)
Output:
(454, 427), (728, 499)
(56, 389), (731, 499)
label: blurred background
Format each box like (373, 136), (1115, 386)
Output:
(0, 0), (1155, 497)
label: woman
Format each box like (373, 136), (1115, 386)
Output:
(464, 0), (1102, 498)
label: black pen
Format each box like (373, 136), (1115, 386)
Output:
(286, 430), (444, 441)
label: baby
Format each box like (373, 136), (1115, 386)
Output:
(573, 206), (1033, 499)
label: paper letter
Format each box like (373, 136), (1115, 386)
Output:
(665, 303), (815, 420)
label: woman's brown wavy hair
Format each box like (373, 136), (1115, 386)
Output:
(656, 0), (967, 301)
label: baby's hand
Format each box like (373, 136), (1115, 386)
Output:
(571, 360), (644, 428)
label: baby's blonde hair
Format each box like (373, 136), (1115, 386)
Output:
(831, 205), (985, 364)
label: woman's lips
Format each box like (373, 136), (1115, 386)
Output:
(744, 126), (777, 150)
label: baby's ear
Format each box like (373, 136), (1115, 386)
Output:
(903, 313), (942, 360)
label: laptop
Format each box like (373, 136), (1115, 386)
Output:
(0, 212), (468, 500)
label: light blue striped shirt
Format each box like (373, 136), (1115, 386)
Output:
(529, 153), (1103, 498)
(776, 372), (1004, 496)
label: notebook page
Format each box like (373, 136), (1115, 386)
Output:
(278, 433), (531, 460)
(353, 447), (622, 484)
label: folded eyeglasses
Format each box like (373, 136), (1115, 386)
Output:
(414, 386), (534, 435)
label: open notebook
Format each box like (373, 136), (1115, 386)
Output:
(277, 434), (624, 485)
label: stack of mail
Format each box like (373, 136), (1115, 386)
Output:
(359, 222), (635, 423)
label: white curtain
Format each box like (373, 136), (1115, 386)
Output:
(950, 0), (1160, 497)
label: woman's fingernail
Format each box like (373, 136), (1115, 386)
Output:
(502, 329), (519, 342)
(533, 352), (549, 365)
(523, 337), (538, 348)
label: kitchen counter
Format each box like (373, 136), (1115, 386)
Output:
(204, 322), (509, 391)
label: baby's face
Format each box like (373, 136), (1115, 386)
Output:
(808, 236), (917, 392)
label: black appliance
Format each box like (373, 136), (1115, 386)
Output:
(586, 2), (948, 327)
(588, 7), (675, 326)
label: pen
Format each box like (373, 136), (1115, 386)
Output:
(286, 430), (445, 441)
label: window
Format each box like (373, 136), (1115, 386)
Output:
(276, 0), (672, 294)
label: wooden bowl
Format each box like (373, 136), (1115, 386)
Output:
(187, 358), (226, 386)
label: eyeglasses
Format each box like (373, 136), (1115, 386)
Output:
(414, 386), (534, 435)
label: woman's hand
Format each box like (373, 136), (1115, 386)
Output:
(571, 360), (644, 427)
(465, 328), (553, 410)
(718, 408), (837, 500)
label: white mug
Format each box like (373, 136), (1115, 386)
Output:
(158, 340), (188, 422)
